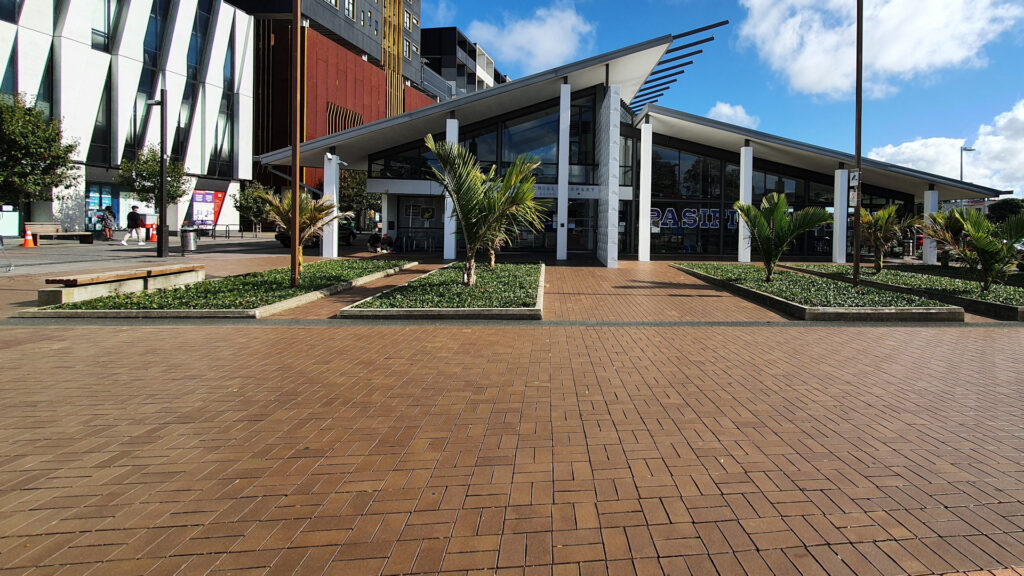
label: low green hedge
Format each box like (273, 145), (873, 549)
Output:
(355, 263), (541, 309)
(681, 263), (944, 308)
(798, 264), (1024, 306)
(55, 259), (410, 310)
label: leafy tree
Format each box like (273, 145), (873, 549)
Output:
(734, 193), (832, 282)
(938, 209), (1024, 291)
(858, 205), (920, 272)
(0, 93), (79, 204)
(116, 145), (190, 205)
(425, 135), (549, 286)
(231, 182), (271, 232)
(986, 197), (1024, 224)
(258, 189), (337, 272)
(337, 169), (379, 216)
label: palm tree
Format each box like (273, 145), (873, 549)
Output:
(424, 135), (549, 285)
(859, 205), (921, 272)
(259, 189), (338, 273)
(734, 193), (832, 282)
(923, 206), (970, 267)
(482, 157), (551, 268)
(950, 209), (1024, 291)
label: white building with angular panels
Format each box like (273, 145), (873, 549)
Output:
(260, 33), (1006, 267)
(0, 0), (253, 233)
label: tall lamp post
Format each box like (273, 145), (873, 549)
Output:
(851, 0), (864, 283)
(145, 78), (169, 258)
(960, 145), (975, 181)
(290, 0), (302, 287)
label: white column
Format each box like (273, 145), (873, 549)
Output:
(923, 188), (939, 265)
(738, 145), (754, 263)
(832, 169), (849, 264)
(381, 193), (390, 236)
(443, 118), (459, 260)
(321, 153), (340, 258)
(556, 82), (571, 261)
(638, 122), (653, 262)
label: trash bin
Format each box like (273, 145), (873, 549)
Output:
(180, 227), (199, 254)
(903, 238), (914, 258)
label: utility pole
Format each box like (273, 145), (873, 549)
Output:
(290, 0), (302, 287)
(851, 0), (864, 283)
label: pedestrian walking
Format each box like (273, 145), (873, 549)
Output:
(120, 206), (146, 246)
(101, 206), (116, 241)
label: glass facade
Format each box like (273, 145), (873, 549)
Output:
(208, 28), (235, 177)
(173, 0), (213, 160)
(91, 0), (121, 52)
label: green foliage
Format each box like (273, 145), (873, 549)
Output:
(923, 206), (972, 267)
(356, 263), (541, 309)
(955, 209), (1024, 291)
(231, 182), (271, 230)
(116, 145), (190, 205)
(682, 263), (943, 308)
(337, 169), (379, 214)
(986, 198), (1024, 224)
(54, 259), (409, 310)
(259, 189), (338, 271)
(0, 93), (79, 204)
(733, 193), (832, 282)
(859, 205), (920, 272)
(798, 264), (1024, 306)
(425, 135), (549, 285)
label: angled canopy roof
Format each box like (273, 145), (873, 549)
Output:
(259, 35), (673, 169)
(638, 105), (1008, 201)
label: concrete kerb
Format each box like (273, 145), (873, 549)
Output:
(673, 264), (964, 322)
(16, 262), (419, 319)
(779, 264), (1024, 321)
(336, 263), (545, 320)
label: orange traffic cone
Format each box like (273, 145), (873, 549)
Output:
(148, 226), (157, 243)
(21, 228), (36, 248)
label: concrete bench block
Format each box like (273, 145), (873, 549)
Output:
(145, 269), (206, 290)
(38, 278), (146, 306)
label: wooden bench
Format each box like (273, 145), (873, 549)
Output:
(26, 222), (94, 244)
(38, 264), (206, 306)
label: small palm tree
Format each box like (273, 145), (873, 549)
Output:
(923, 206), (970, 267)
(952, 210), (1024, 291)
(482, 157), (551, 268)
(859, 205), (921, 272)
(259, 189), (338, 273)
(425, 135), (549, 285)
(734, 193), (832, 282)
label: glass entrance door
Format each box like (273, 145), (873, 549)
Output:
(566, 199), (595, 252)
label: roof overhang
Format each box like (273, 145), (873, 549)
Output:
(637, 106), (1007, 201)
(258, 35), (673, 169)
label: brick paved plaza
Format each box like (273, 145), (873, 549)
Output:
(1, 255), (1023, 575)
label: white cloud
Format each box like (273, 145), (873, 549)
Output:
(869, 99), (1024, 196)
(467, 3), (596, 77)
(738, 0), (1024, 98)
(707, 102), (760, 129)
(421, 0), (455, 26)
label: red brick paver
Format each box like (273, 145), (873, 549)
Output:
(1, 261), (1023, 575)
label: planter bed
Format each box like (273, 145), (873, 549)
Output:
(19, 259), (415, 319)
(675, 263), (962, 322)
(786, 264), (1024, 321)
(338, 262), (544, 320)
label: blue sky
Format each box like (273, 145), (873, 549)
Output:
(421, 0), (1024, 196)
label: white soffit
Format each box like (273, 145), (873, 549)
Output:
(642, 106), (1006, 202)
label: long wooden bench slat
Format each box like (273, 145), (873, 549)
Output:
(46, 265), (205, 287)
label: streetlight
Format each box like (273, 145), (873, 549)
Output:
(960, 145), (975, 181)
(145, 75), (169, 258)
(290, 0), (302, 287)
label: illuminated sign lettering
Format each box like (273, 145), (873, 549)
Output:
(651, 207), (738, 229)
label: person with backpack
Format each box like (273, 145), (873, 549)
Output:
(120, 206), (146, 246)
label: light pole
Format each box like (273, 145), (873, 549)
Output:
(851, 0), (864, 283)
(145, 77), (169, 258)
(960, 145), (975, 181)
(290, 0), (302, 287)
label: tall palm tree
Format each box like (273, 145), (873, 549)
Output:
(482, 156), (550, 268)
(951, 209), (1024, 291)
(259, 189), (338, 273)
(425, 135), (549, 285)
(859, 205), (921, 272)
(734, 193), (832, 282)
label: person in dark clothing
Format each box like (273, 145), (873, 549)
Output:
(120, 206), (146, 245)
